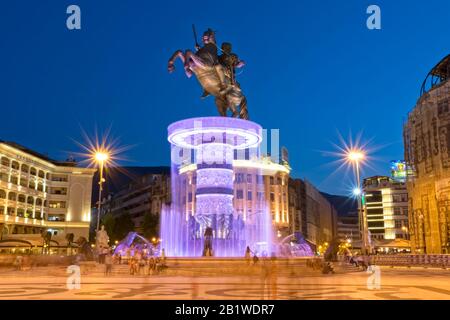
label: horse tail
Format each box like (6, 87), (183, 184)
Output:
(240, 96), (249, 120)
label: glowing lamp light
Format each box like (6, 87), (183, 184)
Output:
(95, 151), (109, 162)
(347, 150), (365, 162)
(353, 188), (362, 196)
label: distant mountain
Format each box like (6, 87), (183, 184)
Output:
(91, 166), (170, 204)
(321, 192), (358, 217)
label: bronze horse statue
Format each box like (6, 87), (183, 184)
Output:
(168, 28), (248, 120)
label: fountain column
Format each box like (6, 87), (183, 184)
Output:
(166, 117), (264, 257)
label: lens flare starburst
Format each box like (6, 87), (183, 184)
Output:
(71, 126), (132, 169)
(320, 130), (383, 197)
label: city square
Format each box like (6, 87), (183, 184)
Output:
(1, 0), (450, 308)
(0, 264), (450, 300)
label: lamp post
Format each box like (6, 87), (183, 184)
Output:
(347, 150), (369, 254)
(94, 151), (109, 231)
(402, 226), (410, 240)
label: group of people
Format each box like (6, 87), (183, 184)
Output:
(97, 248), (167, 276)
(127, 254), (167, 276)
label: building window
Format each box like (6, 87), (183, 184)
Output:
(395, 220), (402, 228)
(51, 174), (68, 182)
(257, 175), (264, 184)
(246, 174), (252, 183)
(49, 201), (66, 209)
(236, 190), (244, 199)
(11, 161), (19, 170)
(30, 167), (37, 176)
(188, 192), (193, 202)
(270, 192), (275, 202)
(270, 177), (274, 185)
(48, 215), (65, 222)
(18, 194), (26, 203)
(1, 157), (9, 167)
(247, 191), (252, 201)
(21, 164), (29, 174)
(0, 173), (8, 183)
(0, 190), (6, 199)
(38, 170), (45, 178)
(8, 192), (16, 201)
(257, 192), (264, 201)
(394, 207), (402, 216)
(10, 176), (18, 185)
(235, 173), (245, 184)
(19, 178), (28, 188)
(50, 187), (67, 195)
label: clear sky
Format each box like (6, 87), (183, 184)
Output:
(1, 0), (449, 195)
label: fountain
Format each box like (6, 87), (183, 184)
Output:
(160, 117), (274, 257)
(114, 232), (156, 257)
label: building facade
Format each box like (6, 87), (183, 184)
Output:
(0, 141), (95, 245)
(288, 178), (338, 247)
(363, 176), (409, 241)
(100, 168), (171, 233)
(404, 54), (450, 253)
(322, 193), (360, 244)
(178, 156), (291, 239)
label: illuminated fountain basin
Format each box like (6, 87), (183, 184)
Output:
(161, 117), (273, 257)
(114, 232), (157, 257)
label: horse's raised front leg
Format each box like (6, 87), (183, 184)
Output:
(183, 50), (197, 78)
(168, 50), (186, 73)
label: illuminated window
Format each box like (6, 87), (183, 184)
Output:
(49, 201), (66, 209)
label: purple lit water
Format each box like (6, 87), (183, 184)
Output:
(160, 117), (274, 257)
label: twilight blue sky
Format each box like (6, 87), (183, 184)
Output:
(1, 0), (449, 195)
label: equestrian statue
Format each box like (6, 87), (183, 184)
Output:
(168, 27), (249, 120)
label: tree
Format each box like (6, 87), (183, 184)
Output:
(65, 233), (74, 255)
(101, 213), (115, 240)
(113, 214), (134, 241)
(142, 212), (159, 238)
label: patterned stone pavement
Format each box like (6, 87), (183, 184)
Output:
(0, 267), (449, 300)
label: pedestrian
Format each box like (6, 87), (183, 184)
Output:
(148, 257), (155, 275)
(161, 248), (166, 266)
(104, 253), (112, 276)
(129, 257), (135, 275)
(245, 246), (252, 265)
(13, 255), (23, 271)
(253, 253), (259, 265)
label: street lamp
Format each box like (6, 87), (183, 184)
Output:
(346, 149), (370, 254)
(94, 150), (109, 231)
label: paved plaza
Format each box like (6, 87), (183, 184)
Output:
(0, 266), (449, 300)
